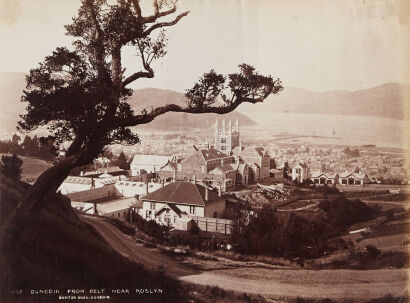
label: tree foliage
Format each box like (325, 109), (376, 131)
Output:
(0, 154), (23, 181)
(2, 0), (283, 237)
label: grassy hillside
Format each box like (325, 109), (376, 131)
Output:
(0, 173), (182, 302)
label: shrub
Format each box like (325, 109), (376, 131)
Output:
(365, 245), (381, 259)
(0, 154), (23, 181)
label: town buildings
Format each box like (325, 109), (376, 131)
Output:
(156, 118), (271, 191)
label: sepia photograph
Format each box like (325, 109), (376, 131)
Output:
(0, 0), (409, 302)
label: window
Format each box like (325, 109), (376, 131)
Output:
(150, 202), (155, 210)
(146, 210), (152, 218)
(221, 146), (226, 151)
(221, 138), (226, 143)
(189, 206), (195, 214)
(164, 215), (171, 225)
(213, 212), (217, 218)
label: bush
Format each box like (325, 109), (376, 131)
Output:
(0, 154), (23, 181)
(131, 213), (168, 241)
(167, 231), (201, 249)
(365, 245), (381, 259)
(318, 197), (375, 228)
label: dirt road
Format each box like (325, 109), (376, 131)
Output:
(82, 216), (408, 300)
(82, 216), (197, 277)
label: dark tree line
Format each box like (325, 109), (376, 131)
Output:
(0, 134), (57, 161)
(344, 147), (360, 157)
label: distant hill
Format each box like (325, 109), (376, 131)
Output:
(0, 73), (256, 136)
(1, 71), (407, 138)
(238, 83), (409, 120)
(127, 88), (256, 130)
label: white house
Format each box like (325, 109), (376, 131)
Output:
(130, 154), (175, 176)
(291, 162), (310, 183)
(311, 172), (339, 186)
(140, 181), (226, 227)
(338, 172), (369, 186)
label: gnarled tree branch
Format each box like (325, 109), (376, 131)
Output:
(144, 11), (189, 36)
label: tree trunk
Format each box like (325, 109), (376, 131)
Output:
(0, 153), (91, 241)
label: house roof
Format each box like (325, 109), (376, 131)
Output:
(160, 162), (177, 171)
(311, 171), (338, 179)
(97, 197), (137, 215)
(180, 151), (206, 165)
(199, 148), (229, 161)
(240, 146), (266, 158)
(231, 146), (243, 156)
(338, 172), (367, 179)
(180, 148), (229, 165)
(64, 176), (92, 185)
(208, 164), (235, 174)
(141, 181), (222, 206)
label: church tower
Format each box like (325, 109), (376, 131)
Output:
(214, 117), (240, 153)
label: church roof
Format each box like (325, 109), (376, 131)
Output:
(180, 148), (229, 165)
(240, 146), (266, 157)
(200, 148), (229, 161)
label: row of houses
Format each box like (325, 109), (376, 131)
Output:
(291, 162), (369, 186)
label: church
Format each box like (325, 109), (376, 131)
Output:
(159, 118), (271, 192)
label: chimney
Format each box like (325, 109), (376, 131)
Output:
(218, 186), (222, 197)
(80, 171), (84, 176)
(173, 170), (176, 182)
(193, 174), (197, 184)
(161, 179), (165, 188)
(93, 202), (97, 215)
(205, 187), (209, 201)
(145, 182), (149, 195)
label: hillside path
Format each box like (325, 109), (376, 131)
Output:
(82, 216), (408, 300)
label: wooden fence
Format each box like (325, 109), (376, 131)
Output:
(190, 216), (232, 234)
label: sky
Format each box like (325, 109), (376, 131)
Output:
(0, 0), (409, 93)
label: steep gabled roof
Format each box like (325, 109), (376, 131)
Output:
(199, 148), (229, 161)
(180, 151), (207, 165)
(141, 181), (221, 206)
(208, 164), (235, 174)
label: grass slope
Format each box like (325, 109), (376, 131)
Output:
(0, 173), (181, 302)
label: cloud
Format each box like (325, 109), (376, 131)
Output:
(0, 0), (22, 26)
